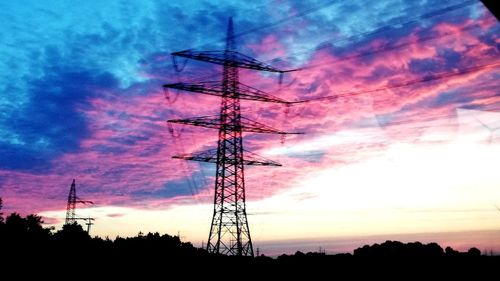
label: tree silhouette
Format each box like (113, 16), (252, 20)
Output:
(0, 205), (498, 275)
(353, 240), (445, 258)
(0, 197), (3, 224)
(445, 246), (460, 256)
(0, 198), (3, 221)
(0, 198), (3, 238)
(54, 222), (90, 242)
(467, 247), (481, 257)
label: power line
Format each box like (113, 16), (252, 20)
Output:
(189, 0), (475, 60)
(171, 63), (499, 140)
(164, 18), (299, 257)
(274, 107), (500, 160)
(167, 0), (482, 98)
(232, 0), (340, 41)
(175, 20), (483, 86)
(172, 67), (498, 146)
(188, 0), (342, 50)
(300, 24), (483, 70)
(293, 61), (500, 104)
(169, 41), (499, 108)
(167, 120), (204, 202)
(164, 1), (498, 145)
(267, 0), (477, 64)
(320, 0), (475, 46)
(372, 107), (500, 130)
(283, 97), (500, 145)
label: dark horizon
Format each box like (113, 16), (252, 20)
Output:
(1, 0), (499, 256)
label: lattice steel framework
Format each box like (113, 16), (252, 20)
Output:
(65, 179), (93, 225)
(164, 18), (298, 256)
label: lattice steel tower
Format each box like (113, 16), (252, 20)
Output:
(164, 18), (297, 256)
(65, 179), (93, 225)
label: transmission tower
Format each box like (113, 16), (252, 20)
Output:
(65, 179), (94, 225)
(163, 17), (299, 256)
(84, 217), (95, 234)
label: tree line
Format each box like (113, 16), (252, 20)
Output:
(0, 197), (498, 276)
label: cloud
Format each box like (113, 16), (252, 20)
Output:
(107, 213), (125, 218)
(0, 49), (117, 171)
(0, 0), (499, 224)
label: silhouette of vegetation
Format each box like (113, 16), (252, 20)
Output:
(0, 198), (3, 233)
(354, 240), (444, 257)
(0, 199), (498, 276)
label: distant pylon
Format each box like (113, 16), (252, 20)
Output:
(85, 217), (95, 234)
(65, 179), (93, 225)
(164, 17), (300, 256)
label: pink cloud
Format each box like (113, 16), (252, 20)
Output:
(1, 12), (499, 218)
(247, 35), (288, 58)
(107, 213), (125, 218)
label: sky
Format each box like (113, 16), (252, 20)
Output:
(0, 0), (499, 255)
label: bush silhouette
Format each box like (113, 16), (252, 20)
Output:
(0, 198), (498, 275)
(353, 240), (444, 258)
(467, 247), (481, 257)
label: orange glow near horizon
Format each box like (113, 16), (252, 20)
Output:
(40, 110), (500, 254)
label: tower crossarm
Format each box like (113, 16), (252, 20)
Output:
(165, 17), (300, 256)
(168, 115), (303, 134)
(163, 81), (290, 104)
(74, 217), (95, 221)
(173, 148), (281, 166)
(75, 198), (94, 205)
(172, 50), (297, 73)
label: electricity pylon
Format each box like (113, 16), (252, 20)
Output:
(65, 179), (94, 225)
(84, 216), (95, 234)
(163, 17), (299, 256)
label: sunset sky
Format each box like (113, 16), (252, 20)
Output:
(1, 0), (499, 255)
